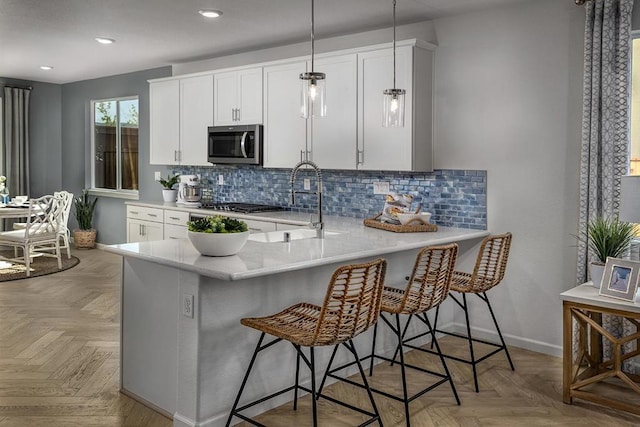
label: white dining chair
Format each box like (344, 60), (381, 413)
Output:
(0, 195), (64, 277)
(14, 191), (74, 258)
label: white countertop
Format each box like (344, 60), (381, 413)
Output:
(109, 205), (489, 281)
(560, 283), (640, 313)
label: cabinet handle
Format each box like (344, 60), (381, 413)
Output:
(237, 108), (241, 122)
(178, 151), (182, 162)
(300, 150), (304, 162)
(130, 210), (139, 215)
(147, 213), (158, 218)
(357, 149), (364, 165)
(169, 216), (179, 220)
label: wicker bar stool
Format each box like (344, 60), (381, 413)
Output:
(226, 258), (387, 427)
(431, 232), (514, 392)
(319, 244), (460, 427)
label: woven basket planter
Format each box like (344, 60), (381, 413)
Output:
(73, 229), (97, 249)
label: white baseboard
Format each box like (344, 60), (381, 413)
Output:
(444, 322), (562, 358)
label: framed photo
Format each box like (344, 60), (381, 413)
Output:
(599, 257), (640, 302)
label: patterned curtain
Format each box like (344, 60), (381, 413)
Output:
(3, 87), (31, 197)
(576, 0), (634, 370)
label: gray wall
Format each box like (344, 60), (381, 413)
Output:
(0, 77), (62, 197)
(61, 67), (172, 244)
(433, 0), (583, 355)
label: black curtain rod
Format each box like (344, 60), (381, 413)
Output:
(1, 84), (33, 90)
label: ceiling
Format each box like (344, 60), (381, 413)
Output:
(1, 0), (527, 85)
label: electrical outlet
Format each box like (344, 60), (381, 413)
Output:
(373, 181), (390, 194)
(183, 294), (194, 318)
(154, 171), (161, 181)
(303, 179), (311, 190)
(218, 174), (224, 185)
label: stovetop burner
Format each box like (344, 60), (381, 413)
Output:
(200, 202), (285, 214)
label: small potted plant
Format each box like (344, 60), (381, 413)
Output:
(187, 215), (249, 256)
(160, 174), (180, 202)
(73, 189), (98, 249)
(576, 215), (636, 288)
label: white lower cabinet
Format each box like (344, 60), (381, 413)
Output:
(126, 205), (164, 243)
(163, 210), (190, 239)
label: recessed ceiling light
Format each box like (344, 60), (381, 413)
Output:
(39, 65), (53, 70)
(198, 9), (222, 18)
(95, 37), (115, 44)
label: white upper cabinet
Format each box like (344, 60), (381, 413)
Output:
(214, 68), (263, 126)
(307, 54), (358, 170)
(263, 61), (308, 169)
(149, 80), (180, 165)
(357, 45), (431, 172)
(180, 75), (213, 166)
(149, 74), (213, 166)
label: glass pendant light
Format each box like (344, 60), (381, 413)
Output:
(383, 0), (405, 128)
(300, 0), (326, 118)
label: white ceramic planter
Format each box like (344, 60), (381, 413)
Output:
(188, 230), (249, 256)
(589, 262), (605, 289)
(162, 189), (177, 202)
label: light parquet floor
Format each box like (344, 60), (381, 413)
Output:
(0, 248), (639, 426)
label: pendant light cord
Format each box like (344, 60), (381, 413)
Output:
(392, 0), (397, 90)
(311, 0), (315, 73)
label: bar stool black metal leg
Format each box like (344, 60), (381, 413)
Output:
(483, 292), (515, 371)
(317, 344), (339, 397)
(369, 322), (378, 376)
(344, 339), (383, 427)
(310, 347), (318, 427)
(226, 333), (266, 427)
(395, 313), (411, 427)
(431, 306), (440, 349)
(391, 314), (413, 366)
(422, 313), (460, 405)
(293, 346), (301, 410)
(461, 293), (479, 392)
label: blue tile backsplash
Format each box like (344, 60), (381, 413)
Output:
(173, 166), (487, 230)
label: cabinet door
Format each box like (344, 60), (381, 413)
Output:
(164, 224), (188, 240)
(149, 80), (180, 165)
(263, 61), (308, 168)
(309, 54), (358, 169)
(127, 218), (163, 242)
(237, 68), (263, 124)
(180, 74), (213, 166)
(358, 46), (413, 171)
(214, 71), (238, 126)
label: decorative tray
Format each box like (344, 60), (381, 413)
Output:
(363, 213), (438, 233)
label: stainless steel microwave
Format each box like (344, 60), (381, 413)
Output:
(207, 125), (263, 165)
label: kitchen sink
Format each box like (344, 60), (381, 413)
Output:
(248, 228), (340, 243)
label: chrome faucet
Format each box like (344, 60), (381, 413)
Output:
(289, 160), (324, 238)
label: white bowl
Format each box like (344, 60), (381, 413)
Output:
(396, 212), (432, 226)
(187, 230), (249, 256)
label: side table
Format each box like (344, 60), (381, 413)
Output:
(561, 283), (640, 414)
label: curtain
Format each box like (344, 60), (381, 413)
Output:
(3, 86), (31, 197)
(576, 0), (634, 371)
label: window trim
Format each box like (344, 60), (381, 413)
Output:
(90, 96), (139, 198)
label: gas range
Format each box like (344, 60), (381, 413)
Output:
(199, 202), (285, 214)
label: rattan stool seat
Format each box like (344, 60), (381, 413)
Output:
(227, 258), (387, 427)
(241, 302), (324, 347)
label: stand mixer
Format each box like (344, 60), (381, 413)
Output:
(177, 175), (202, 207)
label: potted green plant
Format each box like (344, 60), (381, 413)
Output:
(73, 189), (98, 249)
(160, 174), (180, 202)
(187, 215), (249, 256)
(577, 215), (636, 288)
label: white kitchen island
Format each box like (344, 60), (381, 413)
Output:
(104, 215), (489, 427)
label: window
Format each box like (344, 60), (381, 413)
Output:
(91, 97), (139, 194)
(631, 34), (640, 174)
